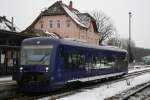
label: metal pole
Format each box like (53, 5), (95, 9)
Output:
(11, 17), (14, 31)
(129, 12), (132, 63)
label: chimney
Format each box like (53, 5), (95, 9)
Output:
(58, 0), (62, 3)
(3, 16), (6, 20)
(69, 1), (73, 10)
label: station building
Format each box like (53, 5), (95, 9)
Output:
(23, 1), (100, 45)
(0, 16), (33, 76)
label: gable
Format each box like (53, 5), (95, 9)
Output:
(23, 1), (99, 34)
(43, 1), (66, 15)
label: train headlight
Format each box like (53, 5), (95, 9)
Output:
(20, 67), (23, 72)
(46, 67), (49, 72)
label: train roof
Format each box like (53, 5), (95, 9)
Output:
(22, 37), (127, 53)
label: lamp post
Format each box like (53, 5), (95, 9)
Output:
(129, 12), (132, 63)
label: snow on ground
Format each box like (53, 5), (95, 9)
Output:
(129, 65), (150, 73)
(58, 73), (150, 100)
(0, 76), (12, 82)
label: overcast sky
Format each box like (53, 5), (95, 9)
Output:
(0, 0), (150, 49)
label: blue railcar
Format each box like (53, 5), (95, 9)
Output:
(13, 37), (128, 92)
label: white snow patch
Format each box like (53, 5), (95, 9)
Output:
(58, 73), (150, 100)
(129, 65), (150, 73)
(0, 76), (12, 82)
(0, 21), (11, 31)
(0, 17), (20, 32)
(45, 31), (60, 39)
(61, 5), (87, 28)
(64, 38), (87, 43)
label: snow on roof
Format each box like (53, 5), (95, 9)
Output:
(0, 16), (20, 32)
(64, 38), (87, 43)
(0, 21), (11, 31)
(61, 4), (88, 28)
(59, 38), (126, 52)
(45, 31), (60, 39)
(78, 14), (91, 27)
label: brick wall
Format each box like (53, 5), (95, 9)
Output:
(34, 15), (99, 45)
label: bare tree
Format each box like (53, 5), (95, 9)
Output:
(107, 37), (120, 47)
(119, 38), (136, 50)
(90, 10), (116, 44)
(107, 37), (136, 49)
(107, 37), (135, 62)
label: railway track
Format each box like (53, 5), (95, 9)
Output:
(107, 81), (150, 100)
(127, 82), (150, 100)
(1, 68), (150, 100)
(0, 80), (16, 99)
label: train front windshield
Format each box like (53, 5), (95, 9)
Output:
(21, 45), (53, 66)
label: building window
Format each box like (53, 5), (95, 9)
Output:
(41, 23), (43, 29)
(49, 20), (53, 28)
(89, 27), (92, 32)
(57, 20), (60, 28)
(66, 20), (71, 28)
(1, 51), (5, 64)
(80, 35), (84, 39)
(96, 39), (99, 44)
(67, 23), (70, 27)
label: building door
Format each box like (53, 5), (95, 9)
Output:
(0, 51), (6, 76)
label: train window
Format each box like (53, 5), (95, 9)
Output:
(64, 52), (68, 65)
(117, 56), (125, 62)
(92, 56), (115, 69)
(72, 54), (77, 66)
(92, 56), (101, 69)
(80, 55), (86, 65)
(124, 54), (128, 61)
(106, 57), (115, 67)
(64, 52), (86, 68)
(59, 46), (64, 57)
(101, 58), (105, 68)
(65, 53), (77, 67)
(21, 45), (52, 66)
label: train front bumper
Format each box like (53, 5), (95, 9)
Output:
(19, 80), (51, 92)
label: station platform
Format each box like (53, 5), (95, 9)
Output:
(0, 76), (12, 82)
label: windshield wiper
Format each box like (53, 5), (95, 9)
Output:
(39, 54), (49, 62)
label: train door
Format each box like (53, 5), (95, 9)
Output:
(90, 53), (100, 77)
(84, 49), (94, 79)
(56, 45), (77, 82)
(58, 45), (89, 82)
(0, 49), (19, 77)
(87, 51), (94, 77)
(65, 46), (87, 81)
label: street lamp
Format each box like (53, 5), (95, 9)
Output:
(128, 12), (132, 63)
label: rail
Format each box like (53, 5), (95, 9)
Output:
(120, 82), (150, 100)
